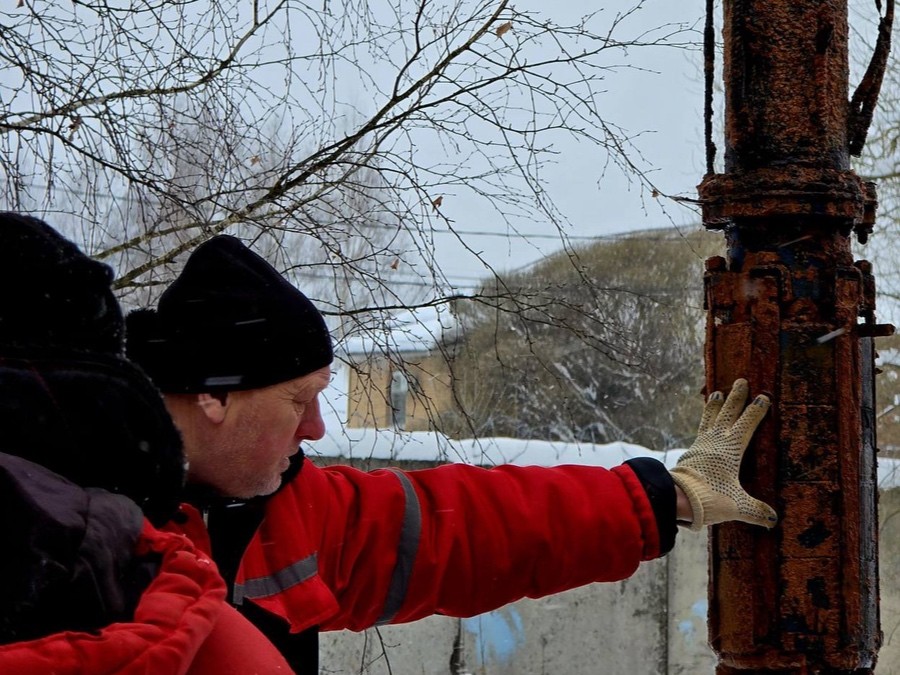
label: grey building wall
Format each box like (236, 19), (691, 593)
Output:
(315, 465), (900, 674)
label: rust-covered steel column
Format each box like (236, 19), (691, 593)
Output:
(698, 0), (893, 672)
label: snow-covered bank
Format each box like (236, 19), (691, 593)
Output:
(309, 425), (900, 490)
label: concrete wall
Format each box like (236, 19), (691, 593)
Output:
(317, 487), (900, 674)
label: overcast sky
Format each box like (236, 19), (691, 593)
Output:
(425, 0), (710, 284)
(419, 0), (891, 288)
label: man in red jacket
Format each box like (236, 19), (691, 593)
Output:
(126, 235), (776, 672)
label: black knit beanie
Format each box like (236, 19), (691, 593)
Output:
(0, 212), (186, 525)
(126, 235), (333, 393)
(0, 212), (123, 353)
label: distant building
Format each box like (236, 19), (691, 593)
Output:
(876, 339), (900, 458)
(340, 306), (462, 432)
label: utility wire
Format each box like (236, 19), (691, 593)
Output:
(8, 184), (688, 243)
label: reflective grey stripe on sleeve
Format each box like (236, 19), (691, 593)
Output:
(376, 469), (422, 625)
(232, 552), (319, 606)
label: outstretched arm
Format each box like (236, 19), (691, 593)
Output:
(239, 457), (671, 633)
(237, 378), (774, 634)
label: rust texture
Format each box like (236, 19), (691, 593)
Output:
(698, 0), (893, 672)
(721, 0), (850, 171)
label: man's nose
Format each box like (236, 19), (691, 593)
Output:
(297, 398), (326, 441)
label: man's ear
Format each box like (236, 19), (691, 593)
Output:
(197, 392), (229, 424)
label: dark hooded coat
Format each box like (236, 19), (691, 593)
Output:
(0, 213), (292, 674)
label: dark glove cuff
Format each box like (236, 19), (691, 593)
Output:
(624, 457), (678, 555)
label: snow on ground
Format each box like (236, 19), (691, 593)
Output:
(308, 424), (900, 491)
(316, 362), (900, 489)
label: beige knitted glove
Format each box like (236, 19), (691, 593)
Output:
(670, 378), (777, 531)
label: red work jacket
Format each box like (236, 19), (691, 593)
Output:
(235, 460), (663, 634)
(0, 520), (292, 675)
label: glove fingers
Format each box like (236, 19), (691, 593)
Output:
(737, 494), (778, 529)
(714, 378), (749, 429)
(698, 391), (724, 434)
(732, 395), (771, 448)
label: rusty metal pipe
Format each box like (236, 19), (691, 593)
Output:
(697, 0), (889, 672)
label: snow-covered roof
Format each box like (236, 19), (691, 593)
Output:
(338, 304), (457, 357)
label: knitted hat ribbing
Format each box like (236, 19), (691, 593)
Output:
(126, 235), (333, 393)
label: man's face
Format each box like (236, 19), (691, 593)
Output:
(197, 366), (331, 498)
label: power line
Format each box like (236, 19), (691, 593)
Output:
(5, 182), (682, 243)
(287, 268), (484, 290)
